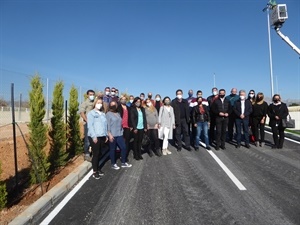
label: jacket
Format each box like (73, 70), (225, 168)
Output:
(191, 104), (210, 124)
(87, 109), (108, 139)
(211, 97), (232, 117)
(233, 99), (253, 120)
(130, 106), (147, 130)
(267, 102), (289, 127)
(171, 98), (190, 125)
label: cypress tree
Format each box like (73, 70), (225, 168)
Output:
(48, 81), (68, 172)
(67, 85), (82, 156)
(28, 74), (50, 184)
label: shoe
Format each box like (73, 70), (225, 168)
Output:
(260, 142), (265, 147)
(111, 164), (120, 170)
(148, 150), (154, 157)
(255, 141), (259, 147)
(245, 144), (250, 149)
(162, 149), (167, 155)
(215, 147), (220, 150)
(236, 144), (241, 149)
(156, 149), (162, 157)
(166, 149), (172, 154)
(177, 147), (182, 152)
(84, 155), (92, 162)
(99, 170), (104, 176)
(139, 155), (143, 160)
(206, 146), (211, 150)
(221, 146), (226, 150)
(121, 162), (132, 168)
(92, 172), (101, 179)
(186, 147), (192, 151)
(194, 147), (199, 151)
(271, 145), (277, 149)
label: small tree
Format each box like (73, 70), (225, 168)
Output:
(48, 81), (68, 172)
(0, 161), (8, 210)
(68, 85), (82, 156)
(28, 74), (50, 184)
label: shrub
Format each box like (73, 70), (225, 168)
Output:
(0, 161), (8, 210)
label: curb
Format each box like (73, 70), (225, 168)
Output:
(8, 161), (92, 225)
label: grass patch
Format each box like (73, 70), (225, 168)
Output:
(286, 129), (300, 135)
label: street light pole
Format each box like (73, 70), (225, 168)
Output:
(266, 7), (275, 98)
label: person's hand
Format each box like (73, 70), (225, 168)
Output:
(224, 113), (229, 117)
(219, 112), (225, 116)
(240, 114), (245, 119)
(154, 124), (158, 129)
(93, 138), (97, 144)
(194, 124), (197, 127)
(144, 128), (147, 132)
(108, 134), (114, 142)
(105, 137), (108, 143)
(275, 116), (280, 120)
(134, 129), (138, 134)
(260, 118), (265, 124)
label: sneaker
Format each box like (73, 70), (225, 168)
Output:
(260, 142), (265, 147)
(121, 162), (132, 168)
(92, 172), (101, 179)
(206, 146), (211, 150)
(99, 170), (104, 176)
(84, 155), (92, 162)
(166, 149), (172, 154)
(111, 164), (120, 170)
(162, 149), (167, 156)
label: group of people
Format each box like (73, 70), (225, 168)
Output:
(79, 86), (289, 179)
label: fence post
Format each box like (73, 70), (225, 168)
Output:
(11, 83), (18, 189)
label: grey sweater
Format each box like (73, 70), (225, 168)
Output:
(145, 107), (158, 129)
(106, 111), (123, 137)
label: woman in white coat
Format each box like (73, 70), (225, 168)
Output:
(158, 96), (175, 155)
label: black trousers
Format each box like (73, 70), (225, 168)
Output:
(252, 117), (266, 143)
(88, 136), (106, 172)
(271, 126), (285, 148)
(227, 113), (236, 140)
(175, 118), (190, 149)
(133, 129), (144, 158)
(209, 114), (216, 144)
(147, 129), (160, 152)
(215, 117), (228, 148)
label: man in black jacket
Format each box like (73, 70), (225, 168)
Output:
(171, 89), (191, 151)
(233, 90), (253, 148)
(211, 89), (232, 150)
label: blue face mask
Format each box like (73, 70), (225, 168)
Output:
(188, 93), (193, 97)
(89, 95), (95, 101)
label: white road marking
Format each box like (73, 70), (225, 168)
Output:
(40, 151), (110, 225)
(265, 130), (300, 144)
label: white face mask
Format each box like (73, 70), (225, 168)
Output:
(177, 94), (182, 99)
(240, 96), (245, 100)
(213, 91), (218, 96)
(111, 91), (115, 96)
(156, 97), (161, 101)
(95, 103), (102, 110)
(130, 99), (133, 103)
(249, 94), (254, 98)
(89, 95), (95, 101)
(105, 91), (110, 96)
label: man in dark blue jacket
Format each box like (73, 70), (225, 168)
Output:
(233, 90), (253, 148)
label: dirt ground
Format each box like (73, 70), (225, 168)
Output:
(0, 123), (85, 224)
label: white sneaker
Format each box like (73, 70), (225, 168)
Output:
(111, 164), (120, 170)
(166, 149), (172, 154)
(121, 162), (132, 168)
(162, 149), (167, 155)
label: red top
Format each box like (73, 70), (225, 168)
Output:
(122, 107), (129, 128)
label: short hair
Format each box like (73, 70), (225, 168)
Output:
(196, 90), (202, 95)
(239, 89), (246, 94)
(219, 89), (225, 93)
(176, 89), (183, 95)
(86, 89), (95, 95)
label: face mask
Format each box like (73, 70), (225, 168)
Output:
(156, 97), (160, 101)
(140, 97), (144, 100)
(95, 103), (102, 110)
(130, 99), (133, 103)
(257, 97), (263, 101)
(274, 99), (279, 103)
(249, 94), (254, 98)
(148, 95), (152, 99)
(164, 101), (170, 105)
(120, 100), (126, 105)
(105, 91), (110, 96)
(219, 95), (225, 98)
(89, 95), (95, 101)
(188, 93), (193, 97)
(177, 94), (182, 99)
(110, 105), (117, 111)
(198, 101), (202, 104)
(136, 102), (141, 107)
(111, 92), (116, 96)
(213, 91), (218, 96)
(146, 102), (152, 107)
(240, 96), (245, 100)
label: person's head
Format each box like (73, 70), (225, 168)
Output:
(147, 92), (152, 99)
(212, 87), (218, 96)
(163, 96), (171, 105)
(97, 91), (104, 98)
(155, 94), (161, 101)
(110, 87), (116, 96)
(176, 89), (183, 100)
(104, 87), (110, 96)
(93, 97), (104, 111)
(129, 95), (134, 103)
(120, 96), (127, 105)
(145, 98), (154, 108)
(248, 90), (255, 99)
(188, 89), (193, 97)
(109, 100), (118, 112)
(115, 89), (119, 97)
(196, 90), (202, 98)
(256, 92), (264, 102)
(133, 97), (142, 108)
(239, 90), (246, 100)
(87, 90), (95, 101)
(272, 94), (281, 103)
(140, 93), (145, 100)
(231, 88), (237, 95)
(218, 89), (226, 98)
(197, 97), (203, 104)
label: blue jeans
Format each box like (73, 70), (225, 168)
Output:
(235, 118), (249, 144)
(195, 121), (209, 147)
(109, 136), (127, 164)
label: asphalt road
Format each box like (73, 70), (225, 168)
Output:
(43, 132), (300, 225)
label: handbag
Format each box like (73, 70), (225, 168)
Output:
(142, 133), (150, 146)
(282, 114), (295, 128)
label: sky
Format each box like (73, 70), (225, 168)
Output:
(0, 0), (299, 102)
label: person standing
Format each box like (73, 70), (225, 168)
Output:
(79, 89), (95, 161)
(103, 87), (111, 104)
(172, 89), (191, 151)
(158, 97), (175, 155)
(211, 89), (231, 150)
(267, 94), (289, 149)
(233, 90), (253, 149)
(110, 87), (119, 102)
(130, 97), (147, 160)
(192, 97), (211, 150)
(154, 94), (163, 113)
(126, 95), (135, 107)
(252, 92), (268, 147)
(207, 87), (219, 145)
(106, 100), (132, 170)
(187, 89), (196, 147)
(225, 88), (239, 142)
(144, 98), (161, 156)
(87, 97), (108, 179)
(248, 89), (256, 143)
